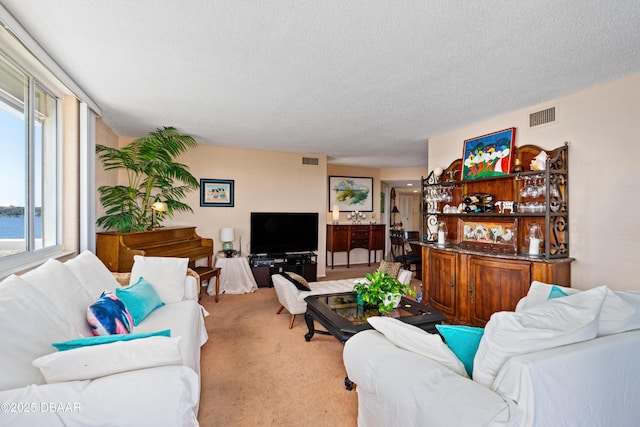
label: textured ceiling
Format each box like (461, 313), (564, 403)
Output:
(2, 1), (640, 168)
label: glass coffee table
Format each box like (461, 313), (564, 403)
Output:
(304, 291), (444, 343)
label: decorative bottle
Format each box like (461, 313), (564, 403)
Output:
(527, 223), (543, 256)
(437, 221), (447, 245)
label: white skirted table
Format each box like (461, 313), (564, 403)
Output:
(208, 255), (258, 296)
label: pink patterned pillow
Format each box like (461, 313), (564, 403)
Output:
(87, 291), (133, 336)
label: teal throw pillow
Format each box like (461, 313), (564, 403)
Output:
(548, 285), (570, 300)
(435, 324), (485, 377)
(116, 277), (165, 326)
(52, 329), (171, 351)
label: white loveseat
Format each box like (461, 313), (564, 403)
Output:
(343, 282), (640, 427)
(0, 251), (208, 427)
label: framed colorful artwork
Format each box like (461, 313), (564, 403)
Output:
(458, 218), (518, 253)
(328, 176), (373, 212)
(461, 127), (516, 180)
(200, 179), (234, 207)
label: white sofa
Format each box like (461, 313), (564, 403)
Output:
(272, 268), (413, 328)
(0, 251), (208, 427)
(343, 282), (640, 427)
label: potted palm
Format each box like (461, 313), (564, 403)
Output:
(96, 126), (199, 232)
(353, 270), (416, 314)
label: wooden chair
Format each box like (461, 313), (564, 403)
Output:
(408, 242), (423, 275)
(390, 233), (421, 273)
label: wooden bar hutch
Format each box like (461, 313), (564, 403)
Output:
(420, 143), (573, 326)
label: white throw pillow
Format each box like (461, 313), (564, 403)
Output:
(518, 281), (580, 311)
(129, 256), (188, 303)
(518, 281), (640, 337)
(21, 258), (94, 336)
(598, 288), (640, 336)
(65, 250), (120, 298)
(473, 286), (607, 389)
(0, 275), (79, 391)
(32, 336), (183, 383)
(367, 316), (468, 377)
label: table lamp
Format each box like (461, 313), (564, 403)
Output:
(150, 201), (168, 229)
(221, 227), (235, 257)
(332, 204), (340, 224)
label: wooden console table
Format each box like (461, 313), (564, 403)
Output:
(326, 224), (385, 268)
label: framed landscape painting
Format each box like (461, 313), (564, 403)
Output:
(329, 176), (373, 212)
(461, 127), (516, 180)
(200, 179), (234, 207)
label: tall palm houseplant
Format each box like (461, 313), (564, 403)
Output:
(96, 126), (199, 232)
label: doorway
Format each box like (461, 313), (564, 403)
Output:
(399, 195), (414, 231)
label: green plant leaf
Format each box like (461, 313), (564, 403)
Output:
(96, 126), (199, 232)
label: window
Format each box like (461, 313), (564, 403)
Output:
(0, 53), (60, 259)
(0, 8), (100, 275)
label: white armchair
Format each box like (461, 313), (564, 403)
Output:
(272, 269), (414, 328)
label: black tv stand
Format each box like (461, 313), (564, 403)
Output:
(249, 252), (317, 288)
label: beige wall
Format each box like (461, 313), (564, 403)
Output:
(94, 118), (119, 222)
(327, 164), (382, 222)
(380, 167), (428, 181)
(159, 145), (330, 276)
(326, 165), (382, 266)
(428, 73), (640, 291)
(92, 134), (425, 276)
(94, 74), (640, 287)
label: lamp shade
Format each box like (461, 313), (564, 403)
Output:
(220, 227), (235, 242)
(151, 201), (168, 212)
(332, 204), (340, 221)
(391, 206), (400, 214)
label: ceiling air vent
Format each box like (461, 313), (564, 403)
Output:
(529, 107), (556, 127)
(302, 157), (319, 165)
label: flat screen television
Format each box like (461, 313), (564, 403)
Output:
(250, 212), (318, 256)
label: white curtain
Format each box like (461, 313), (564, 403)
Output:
(80, 103), (96, 252)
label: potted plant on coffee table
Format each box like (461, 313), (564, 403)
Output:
(353, 270), (416, 314)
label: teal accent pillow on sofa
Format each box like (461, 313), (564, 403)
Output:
(116, 277), (165, 325)
(548, 285), (570, 300)
(435, 324), (485, 377)
(52, 329), (171, 351)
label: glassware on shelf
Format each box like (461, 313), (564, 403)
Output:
(426, 185), (453, 203)
(520, 174), (549, 199)
(526, 223), (543, 256)
(518, 202), (545, 213)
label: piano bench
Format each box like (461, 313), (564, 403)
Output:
(194, 266), (221, 302)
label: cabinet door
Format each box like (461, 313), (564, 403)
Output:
(301, 263), (317, 282)
(468, 257), (530, 326)
(251, 266), (271, 288)
(327, 225), (349, 251)
(369, 225), (385, 251)
(427, 250), (456, 318)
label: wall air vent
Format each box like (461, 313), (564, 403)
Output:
(302, 157), (319, 165)
(529, 107), (556, 127)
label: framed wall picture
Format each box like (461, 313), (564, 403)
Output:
(328, 176), (373, 212)
(200, 179), (234, 207)
(461, 127), (516, 180)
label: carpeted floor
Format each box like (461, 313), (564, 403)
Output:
(196, 264), (384, 427)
